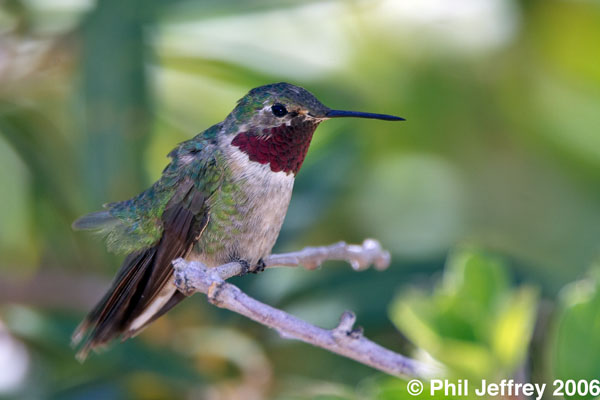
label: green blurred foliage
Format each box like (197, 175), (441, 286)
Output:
(0, 0), (599, 398)
(390, 249), (538, 379)
(551, 267), (600, 400)
(364, 377), (480, 400)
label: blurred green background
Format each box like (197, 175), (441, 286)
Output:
(0, 0), (599, 399)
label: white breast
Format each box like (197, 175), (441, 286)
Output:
(225, 145), (295, 264)
(187, 141), (295, 268)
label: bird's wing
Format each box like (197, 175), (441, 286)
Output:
(72, 124), (224, 359)
(72, 124), (223, 255)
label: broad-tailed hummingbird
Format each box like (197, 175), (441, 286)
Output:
(72, 82), (403, 359)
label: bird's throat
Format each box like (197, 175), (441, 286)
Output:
(231, 121), (317, 175)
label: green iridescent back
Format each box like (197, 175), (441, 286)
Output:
(74, 123), (225, 254)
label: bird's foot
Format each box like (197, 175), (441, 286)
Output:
(237, 259), (251, 276)
(251, 258), (266, 274)
(236, 258), (266, 276)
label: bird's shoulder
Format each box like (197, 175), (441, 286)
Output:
(113, 122), (226, 227)
(161, 122), (224, 186)
(75, 123), (227, 253)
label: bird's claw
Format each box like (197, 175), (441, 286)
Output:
(237, 258), (266, 276)
(251, 258), (266, 274)
(237, 259), (251, 276)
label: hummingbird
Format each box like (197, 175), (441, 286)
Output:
(72, 82), (403, 360)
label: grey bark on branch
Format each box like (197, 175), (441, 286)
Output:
(172, 239), (441, 380)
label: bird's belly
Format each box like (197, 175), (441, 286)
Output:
(191, 159), (295, 267)
(232, 178), (292, 264)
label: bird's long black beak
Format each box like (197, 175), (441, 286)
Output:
(325, 109), (405, 121)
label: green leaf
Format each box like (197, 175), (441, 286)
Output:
(551, 268), (600, 399)
(390, 248), (538, 379)
(491, 287), (538, 367)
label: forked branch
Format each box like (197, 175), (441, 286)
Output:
(172, 239), (440, 379)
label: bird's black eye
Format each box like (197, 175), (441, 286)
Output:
(271, 103), (288, 117)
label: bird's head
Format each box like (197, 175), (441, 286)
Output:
(224, 82), (403, 175)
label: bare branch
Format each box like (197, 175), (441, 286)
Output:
(192, 239), (393, 284)
(264, 239), (391, 271)
(172, 239), (440, 379)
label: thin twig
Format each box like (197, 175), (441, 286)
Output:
(172, 239), (441, 379)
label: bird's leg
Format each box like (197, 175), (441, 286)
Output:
(251, 258), (266, 274)
(236, 259), (251, 276)
(236, 258), (266, 276)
